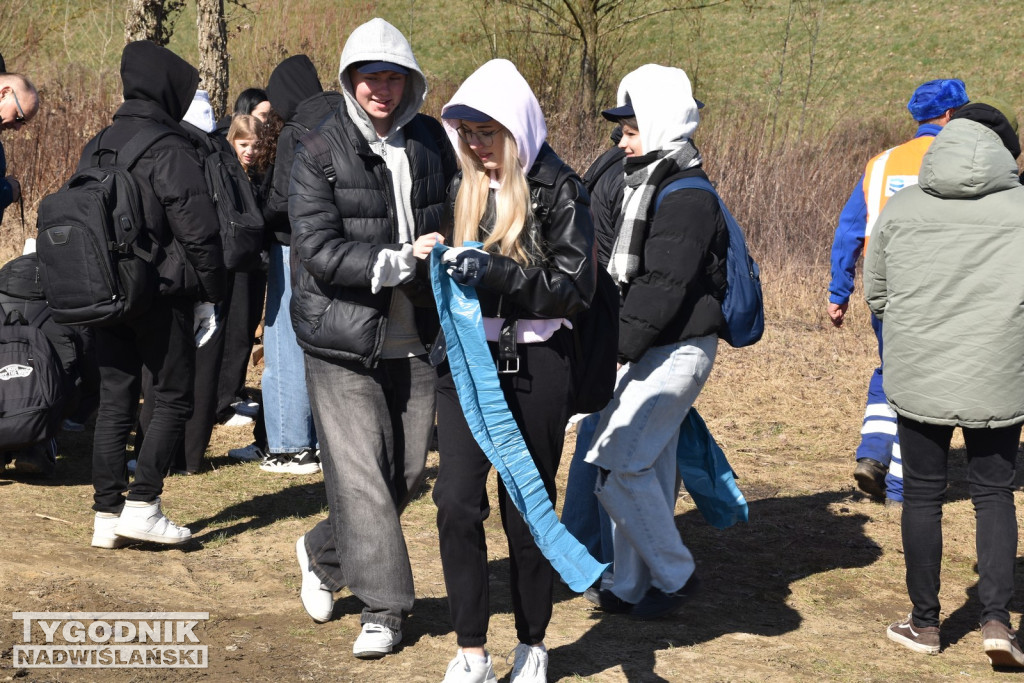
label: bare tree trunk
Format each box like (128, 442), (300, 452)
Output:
(196, 0), (229, 119)
(124, 0), (168, 45)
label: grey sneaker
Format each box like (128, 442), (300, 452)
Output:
(982, 620), (1024, 668)
(887, 614), (940, 654)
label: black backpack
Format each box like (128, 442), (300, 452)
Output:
(0, 302), (66, 451)
(36, 124), (172, 326)
(203, 148), (265, 271)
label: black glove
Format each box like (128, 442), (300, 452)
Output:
(443, 247), (491, 288)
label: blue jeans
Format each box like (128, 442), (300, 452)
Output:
(562, 412), (613, 566)
(263, 244), (315, 453)
(855, 313), (903, 501)
(303, 353), (435, 631)
(586, 336), (717, 604)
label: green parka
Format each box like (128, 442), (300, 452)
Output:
(864, 117), (1024, 428)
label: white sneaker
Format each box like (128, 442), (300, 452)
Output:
(91, 512), (130, 549)
(260, 448), (320, 474)
(295, 536), (333, 622)
(443, 649), (498, 683)
(509, 643), (548, 683)
(222, 412), (254, 427)
(228, 443), (265, 462)
(114, 498), (191, 545)
(352, 622), (401, 659)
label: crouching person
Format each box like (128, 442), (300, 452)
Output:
(287, 18), (456, 659)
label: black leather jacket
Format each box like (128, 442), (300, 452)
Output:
(288, 106), (457, 366)
(443, 143), (596, 320)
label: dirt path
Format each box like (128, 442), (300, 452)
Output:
(2, 298), (1019, 681)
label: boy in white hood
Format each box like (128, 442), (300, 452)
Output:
(583, 64), (727, 620)
(287, 18), (457, 660)
(433, 59), (595, 683)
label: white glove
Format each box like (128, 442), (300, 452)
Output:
(193, 302), (218, 348)
(370, 244), (417, 294)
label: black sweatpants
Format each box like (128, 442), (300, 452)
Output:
(433, 331), (574, 648)
(92, 296), (194, 512)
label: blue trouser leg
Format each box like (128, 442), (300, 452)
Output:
(562, 412), (613, 565)
(854, 313), (902, 500)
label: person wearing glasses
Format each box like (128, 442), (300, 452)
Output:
(0, 73), (38, 226)
(287, 18), (457, 660)
(433, 59), (595, 683)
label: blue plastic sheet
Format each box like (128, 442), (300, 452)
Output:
(676, 407), (749, 529)
(430, 243), (609, 592)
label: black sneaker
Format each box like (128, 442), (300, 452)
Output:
(260, 448), (320, 475)
(887, 614), (940, 655)
(585, 587), (632, 614)
(854, 458), (887, 499)
(629, 574), (700, 620)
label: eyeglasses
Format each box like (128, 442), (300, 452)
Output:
(8, 88), (26, 124)
(456, 126), (499, 147)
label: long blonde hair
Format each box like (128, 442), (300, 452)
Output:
(452, 129), (534, 265)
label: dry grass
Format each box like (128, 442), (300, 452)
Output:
(1, 280), (1016, 681)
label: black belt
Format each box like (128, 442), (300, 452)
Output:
(497, 317), (519, 374)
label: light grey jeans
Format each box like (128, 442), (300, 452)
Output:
(302, 352), (435, 631)
(585, 335), (717, 604)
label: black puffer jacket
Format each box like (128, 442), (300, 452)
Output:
(288, 108), (457, 365)
(78, 42), (224, 302)
(444, 143), (595, 320)
(617, 165), (727, 362)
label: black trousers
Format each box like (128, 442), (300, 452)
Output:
(433, 332), (574, 648)
(92, 297), (194, 512)
(898, 416), (1021, 628)
(216, 270), (266, 417)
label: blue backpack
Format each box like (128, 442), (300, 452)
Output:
(656, 177), (764, 348)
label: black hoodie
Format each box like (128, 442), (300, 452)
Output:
(263, 55), (342, 243)
(79, 41), (224, 301)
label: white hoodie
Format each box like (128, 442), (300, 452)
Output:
(441, 59), (547, 175)
(615, 64), (700, 153)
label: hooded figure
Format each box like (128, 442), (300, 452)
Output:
(578, 64), (727, 621)
(264, 54), (342, 242)
(864, 102), (1024, 667)
(430, 58), (595, 682)
(286, 18), (457, 661)
(84, 40), (224, 552)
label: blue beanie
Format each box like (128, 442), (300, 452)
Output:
(907, 79), (968, 121)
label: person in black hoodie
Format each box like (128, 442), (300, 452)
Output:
(227, 55), (341, 469)
(88, 41), (224, 550)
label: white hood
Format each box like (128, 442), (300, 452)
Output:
(337, 18), (427, 135)
(616, 64), (699, 153)
(441, 59), (547, 174)
(182, 89), (216, 133)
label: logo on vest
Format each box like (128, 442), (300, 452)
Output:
(885, 175), (918, 197)
(0, 364), (34, 380)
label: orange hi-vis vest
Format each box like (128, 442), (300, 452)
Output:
(861, 135), (936, 243)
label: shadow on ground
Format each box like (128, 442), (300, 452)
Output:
(549, 490), (880, 682)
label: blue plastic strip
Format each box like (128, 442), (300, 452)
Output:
(429, 243), (609, 592)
